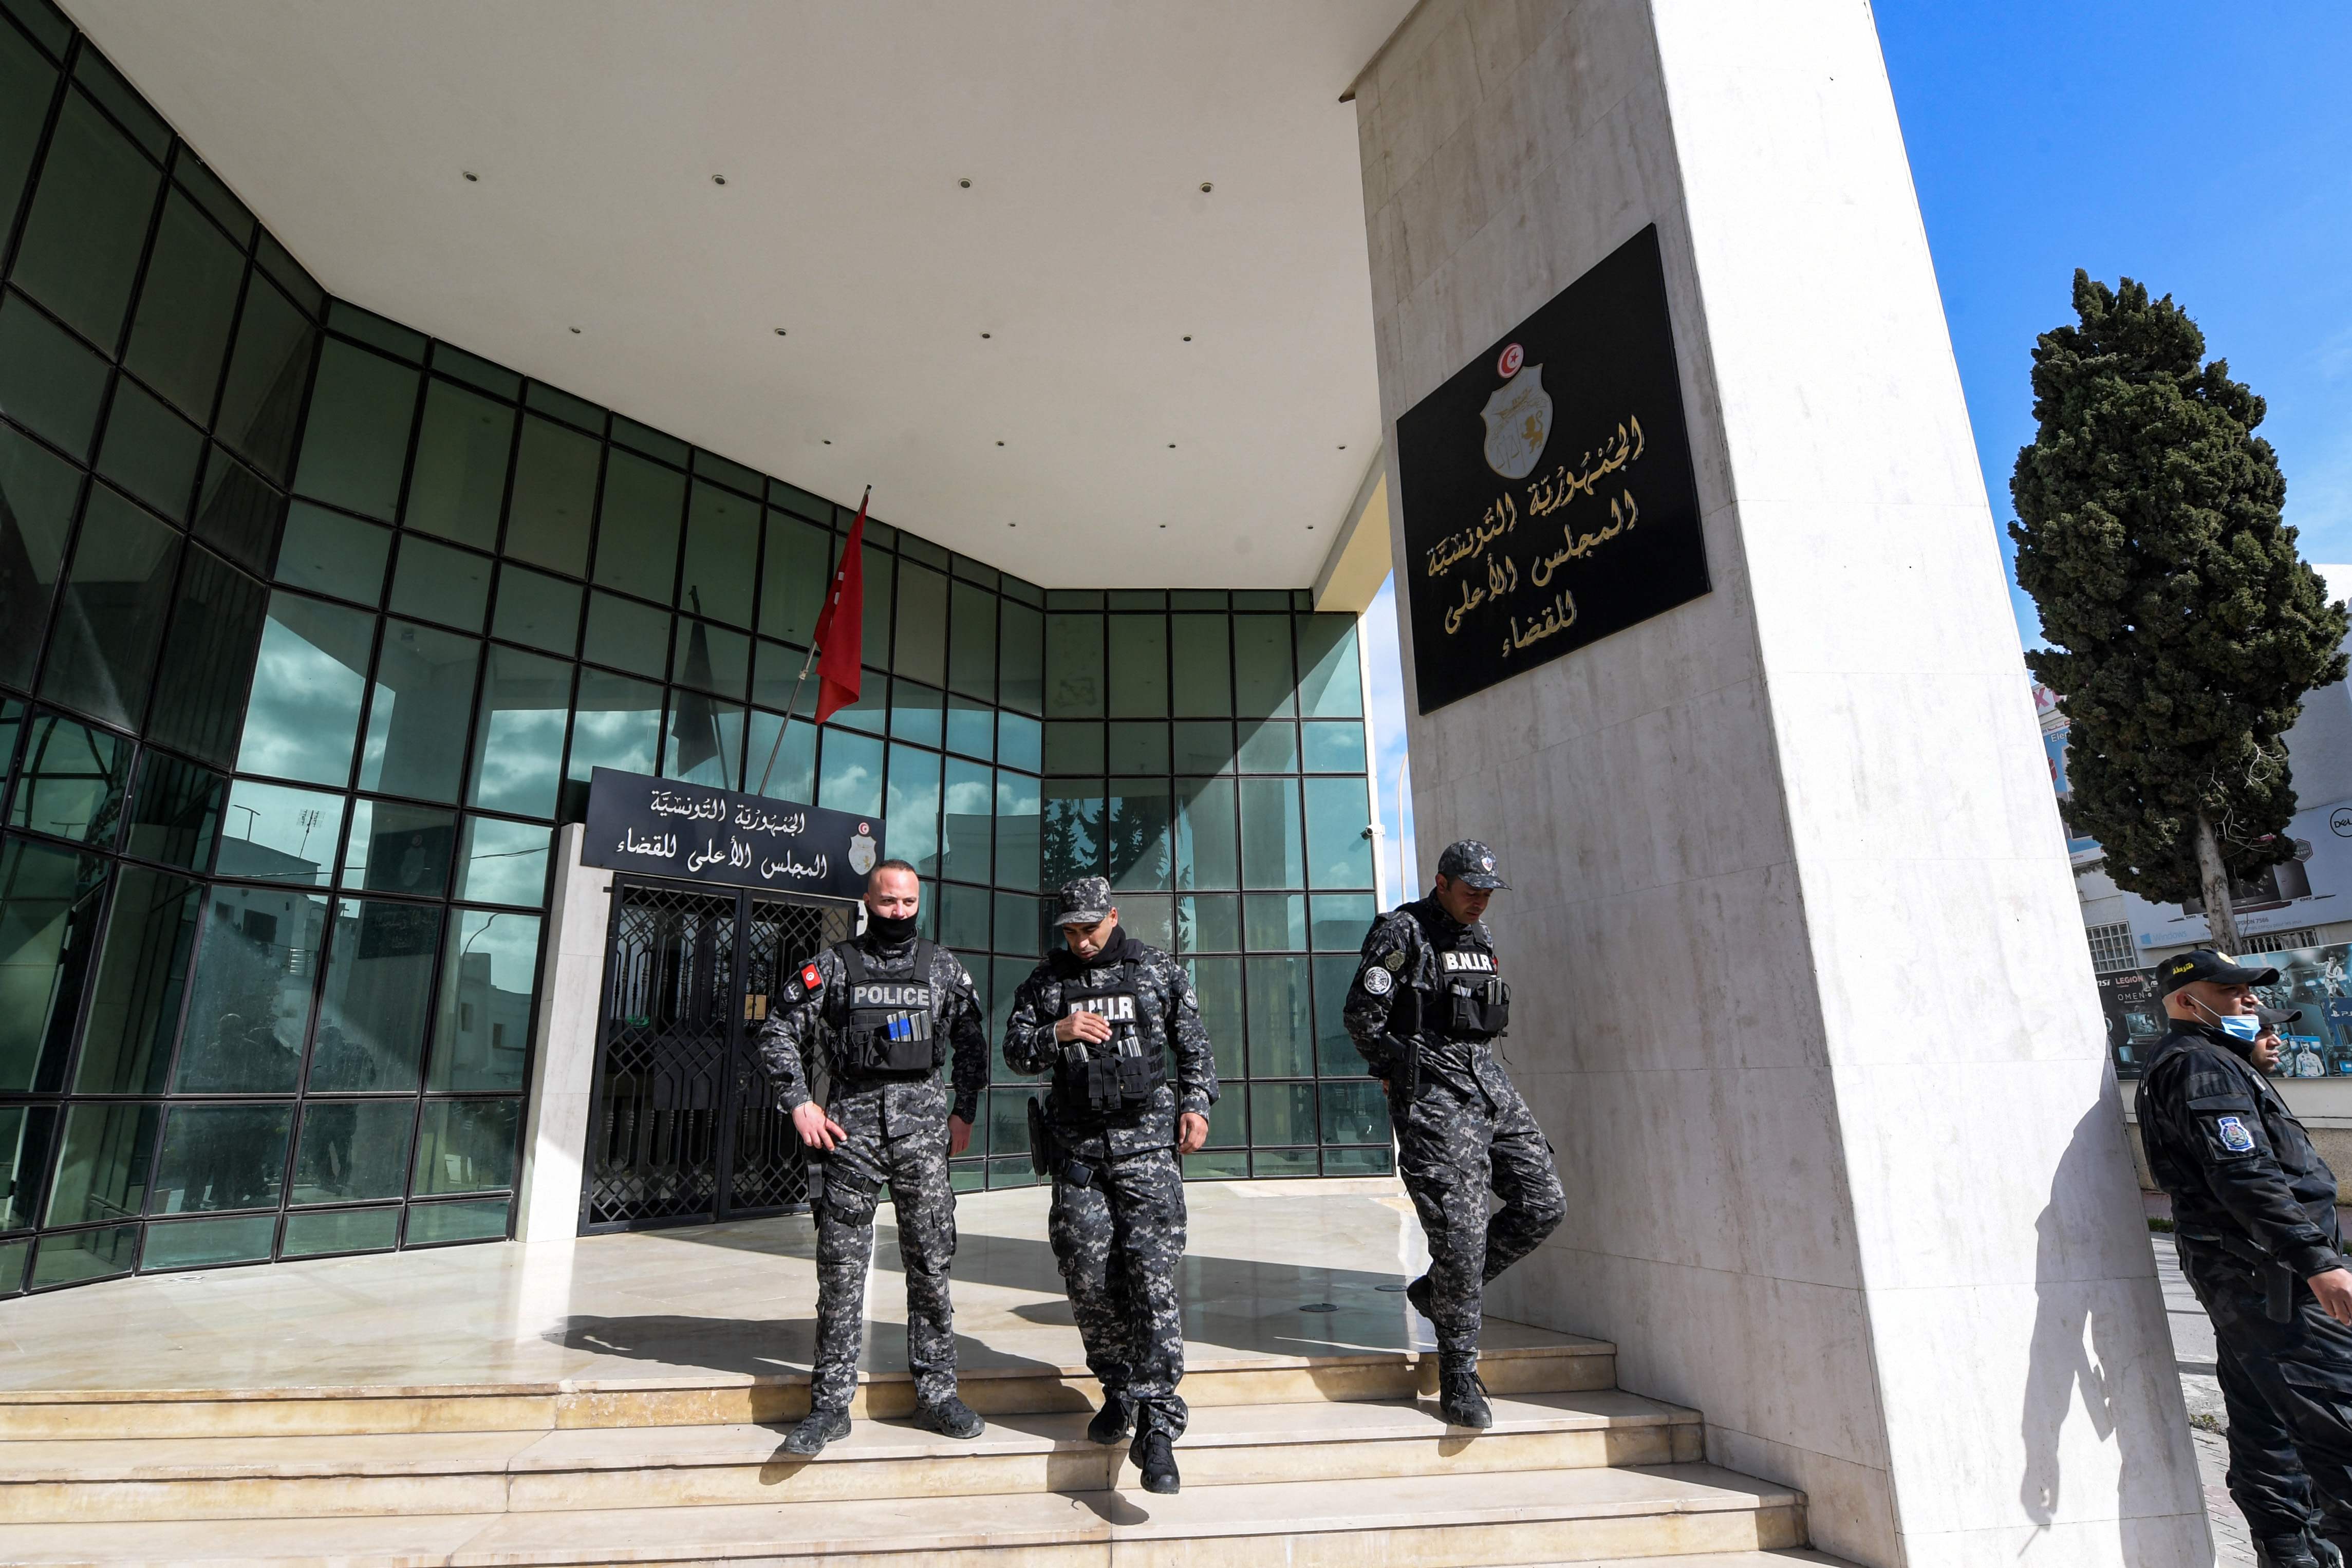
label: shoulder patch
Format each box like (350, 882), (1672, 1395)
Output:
(1383, 949), (1404, 971)
(2215, 1115), (2257, 1153)
(800, 963), (824, 991)
(1361, 965), (1393, 996)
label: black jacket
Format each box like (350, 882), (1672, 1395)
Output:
(2137, 1018), (2341, 1281)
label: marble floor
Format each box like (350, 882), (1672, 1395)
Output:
(0, 1178), (1587, 1397)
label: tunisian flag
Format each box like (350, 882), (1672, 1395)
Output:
(812, 490), (868, 724)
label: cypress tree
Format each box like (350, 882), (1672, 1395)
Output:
(2012, 271), (2346, 951)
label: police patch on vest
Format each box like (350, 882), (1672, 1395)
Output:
(1361, 965), (1393, 996)
(1440, 950), (1497, 974)
(1065, 994), (1138, 1022)
(2215, 1115), (2256, 1153)
(850, 983), (932, 1009)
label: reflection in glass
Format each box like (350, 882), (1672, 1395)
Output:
(1304, 777), (1374, 889)
(1246, 957), (1313, 1076)
(890, 682), (944, 748)
(124, 189), (242, 422)
(1314, 955), (1364, 1075)
(861, 551), (894, 677)
(191, 446), (289, 578)
(0, 424), (81, 690)
(1044, 722), (1103, 776)
(1106, 722), (1167, 775)
(9, 88), (159, 347)
(999, 601), (1043, 715)
(994, 770), (1040, 893)
(234, 591), (375, 787)
(1319, 1080), (1391, 1146)
(1118, 895), (1174, 951)
(141, 1214), (276, 1270)
(360, 620), (480, 802)
(1239, 778), (1304, 889)
(1233, 617), (1296, 719)
(311, 898), (441, 1092)
(886, 744), (941, 877)
(670, 614), (750, 698)
(1171, 617), (1231, 717)
(493, 566), (582, 656)
(175, 887), (327, 1092)
(1173, 777), (1237, 891)
(1107, 777), (1171, 893)
(584, 591), (670, 679)
(281, 1205), (398, 1257)
(388, 536), (492, 631)
(29, 1223), (139, 1289)
(946, 697), (994, 760)
(147, 546), (270, 767)
(291, 1099), (416, 1204)
(505, 415), (598, 576)
(458, 817), (551, 907)
(291, 338), (413, 518)
(151, 1103), (293, 1213)
(998, 711), (1041, 774)
(403, 379), (512, 550)
(426, 911), (540, 1092)
(44, 1101), (160, 1226)
(97, 378), (203, 521)
(949, 582), (995, 701)
(408, 1197), (510, 1245)
(569, 670), (663, 782)
(1044, 613), (1102, 718)
(894, 563), (947, 686)
(339, 799), (454, 898)
(273, 502), (390, 605)
(1177, 894), (1240, 954)
(941, 757), (992, 886)
(744, 712), (817, 803)
(994, 890), (1039, 958)
(1171, 721), (1235, 775)
(1297, 617), (1363, 718)
(593, 450), (683, 598)
(1243, 892), (1306, 953)
(413, 1098), (522, 1193)
(215, 779), (343, 885)
(0, 1104), (55, 1230)
(1302, 721), (1367, 774)
(681, 483), (757, 627)
(8, 711), (126, 846)
(1249, 1081), (1317, 1146)
(663, 694), (743, 791)
(1041, 780), (1103, 889)
(1185, 957), (1245, 1081)
(39, 486), (180, 731)
(1310, 893), (1377, 951)
(1107, 616), (1167, 717)
(940, 881), (988, 954)
(1237, 720), (1298, 774)
(0, 290), (108, 461)
(468, 646), (569, 818)
(1255, 1147), (1317, 1178)
(0, 837), (105, 1093)
(817, 727), (884, 818)
(759, 511), (829, 646)
(71, 866), (198, 1096)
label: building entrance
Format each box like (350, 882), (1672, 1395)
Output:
(582, 878), (854, 1233)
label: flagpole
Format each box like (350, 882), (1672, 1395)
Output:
(754, 486), (868, 797)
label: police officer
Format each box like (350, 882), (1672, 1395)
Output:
(2140, 949), (2352, 1568)
(1003, 876), (1217, 1495)
(757, 858), (991, 1455)
(1345, 839), (1564, 1430)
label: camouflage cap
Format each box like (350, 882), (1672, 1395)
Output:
(1052, 875), (1115, 926)
(1436, 839), (1508, 890)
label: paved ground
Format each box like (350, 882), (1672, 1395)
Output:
(2154, 1231), (2255, 1564)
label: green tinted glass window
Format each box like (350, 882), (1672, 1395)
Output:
(1041, 779), (1103, 886)
(1107, 721), (1168, 775)
(1185, 955), (1244, 1081)
(0, 287), (110, 459)
(39, 486), (179, 730)
(0, 836), (105, 1093)
(8, 711), (126, 846)
(1173, 777), (1237, 892)
(360, 620), (480, 803)
(146, 548), (265, 772)
(140, 1214), (275, 1271)
(1171, 720), (1234, 775)
(568, 669), (662, 782)
(0, 424), (80, 688)
(998, 711), (1042, 774)
(430, 342), (516, 399)
(994, 769), (1041, 893)
(993, 889), (1038, 957)
(426, 909), (539, 1092)
(339, 799), (454, 899)
(174, 154), (254, 249)
(889, 562), (946, 685)
(1296, 616), (1363, 718)
(1044, 614), (1102, 717)
(1246, 958), (1313, 1077)
(759, 510), (828, 645)
(671, 618), (749, 699)
(1236, 719), (1297, 774)
(9, 88), (160, 348)
(889, 680), (944, 747)
(939, 880), (988, 953)
(413, 1097), (524, 1191)
(327, 300), (421, 361)
(273, 502), (388, 604)
(1243, 892), (1306, 953)
(744, 712), (815, 802)
(29, 1223), (137, 1287)
(885, 743), (940, 876)
(816, 726), (883, 818)
(680, 482), (757, 626)
(664, 694), (743, 789)
(311, 899), (439, 1093)
(96, 377), (204, 520)
(123, 191), (243, 421)
(175, 886), (328, 1092)
(1170, 615), (1231, 717)
(504, 415), (597, 576)
(593, 449), (683, 597)
(1314, 956), (1367, 1076)
(1178, 893), (1240, 954)
(125, 750), (223, 871)
(403, 379), (512, 549)
(408, 1197), (510, 1245)
(1239, 777), (1303, 889)
(191, 445), (287, 577)
(1107, 617), (1167, 717)
(467, 646), (569, 818)
(1310, 893), (1377, 951)
(215, 277), (315, 482)
(1043, 721), (1103, 775)
(1304, 776), (1373, 888)
(583, 590), (669, 678)
(293, 339), (416, 519)
(942, 756), (992, 885)
(281, 1206), (397, 1256)
(999, 601), (1043, 715)
(0, 24), (57, 232)
(1108, 777), (1171, 893)
(214, 778), (343, 886)
(233, 591), (374, 788)
(152, 1103), (293, 1213)
(946, 697), (993, 760)
(492, 565), (581, 655)
(1233, 616), (1295, 719)
(43, 1102), (159, 1228)
(290, 1099), (415, 1203)
(1302, 721), (1366, 774)
(860, 549), (894, 670)
(458, 816), (550, 907)
(388, 536), (491, 632)
(948, 581), (995, 700)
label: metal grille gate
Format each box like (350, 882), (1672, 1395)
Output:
(583, 877), (852, 1232)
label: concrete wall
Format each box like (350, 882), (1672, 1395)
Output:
(1349, 2), (2206, 1563)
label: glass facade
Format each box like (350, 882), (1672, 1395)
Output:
(0, 1), (1383, 1294)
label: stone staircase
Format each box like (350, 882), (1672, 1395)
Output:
(0, 1336), (1838, 1566)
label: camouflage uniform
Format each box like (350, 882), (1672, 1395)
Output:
(757, 930), (990, 1413)
(1003, 911), (1217, 1439)
(1343, 881), (1563, 1359)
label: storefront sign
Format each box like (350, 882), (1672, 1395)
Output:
(1392, 224), (1708, 713)
(2120, 793), (2352, 950)
(581, 767), (878, 901)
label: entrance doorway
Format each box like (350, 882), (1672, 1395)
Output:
(582, 877), (854, 1233)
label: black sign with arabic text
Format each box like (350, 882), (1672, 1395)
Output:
(1393, 225), (1708, 713)
(581, 767), (880, 902)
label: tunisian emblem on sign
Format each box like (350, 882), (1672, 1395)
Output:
(1480, 363), (1553, 479)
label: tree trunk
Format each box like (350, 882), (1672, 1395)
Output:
(2195, 811), (2242, 953)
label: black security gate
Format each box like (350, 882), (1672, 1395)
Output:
(583, 877), (853, 1233)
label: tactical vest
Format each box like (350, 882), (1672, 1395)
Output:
(1430, 938), (1510, 1040)
(830, 940), (939, 1076)
(1053, 961), (1163, 1117)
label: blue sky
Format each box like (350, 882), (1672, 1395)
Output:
(1363, 6), (2352, 886)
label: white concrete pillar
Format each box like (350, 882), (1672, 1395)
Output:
(515, 824), (613, 1243)
(1350, 3), (2206, 1564)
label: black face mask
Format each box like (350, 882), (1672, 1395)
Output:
(866, 910), (918, 944)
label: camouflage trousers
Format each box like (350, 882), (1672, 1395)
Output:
(1047, 1142), (1189, 1438)
(808, 1081), (959, 1412)
(1393, 1053), (1564, 1357)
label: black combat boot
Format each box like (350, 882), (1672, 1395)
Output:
(912, 1395), (984, 1439)
(1405, 1274), (1434, 1320)
(1436, 1355), (1492, 1429)
(782, 1406), (850, 1455)
(1132, 1427), (1180, 1495)
(1087, 1391), (1135, 1446)
(2256, 1530), (2332, 1568)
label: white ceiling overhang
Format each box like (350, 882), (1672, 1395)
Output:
(61, 0), (1408, 588)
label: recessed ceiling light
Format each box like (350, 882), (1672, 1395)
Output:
(822, 439), (832, 445)
(569, 327), (581, 335)
(712, 174), (727, 185)
(981, 331), (992, 340)
(774, 328), (787, 337)
(1007, 521), (1017, 528)
(959, 177), (973, 189)
(462, 171), (478, 182)
(1337, 444), (1347, 450)
(1159, 524), (1167, 529)
(1199, 181), (1213, 193)
(1182, 335), (1192, 342)
(1167, 443), (1176, 449)
(996, 440), (1005, 447)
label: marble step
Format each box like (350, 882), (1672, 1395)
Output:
(2, 1389), (1703, 1523)
(0, 1338), (1614, 1441)
(0, 1461), (1807, 1566)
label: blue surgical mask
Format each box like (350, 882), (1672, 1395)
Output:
(2194, 997), (2263, 1043)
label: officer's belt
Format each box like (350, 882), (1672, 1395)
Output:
(832, 1066), (936, 1086)
(2176, 1225), (2300, 1323)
